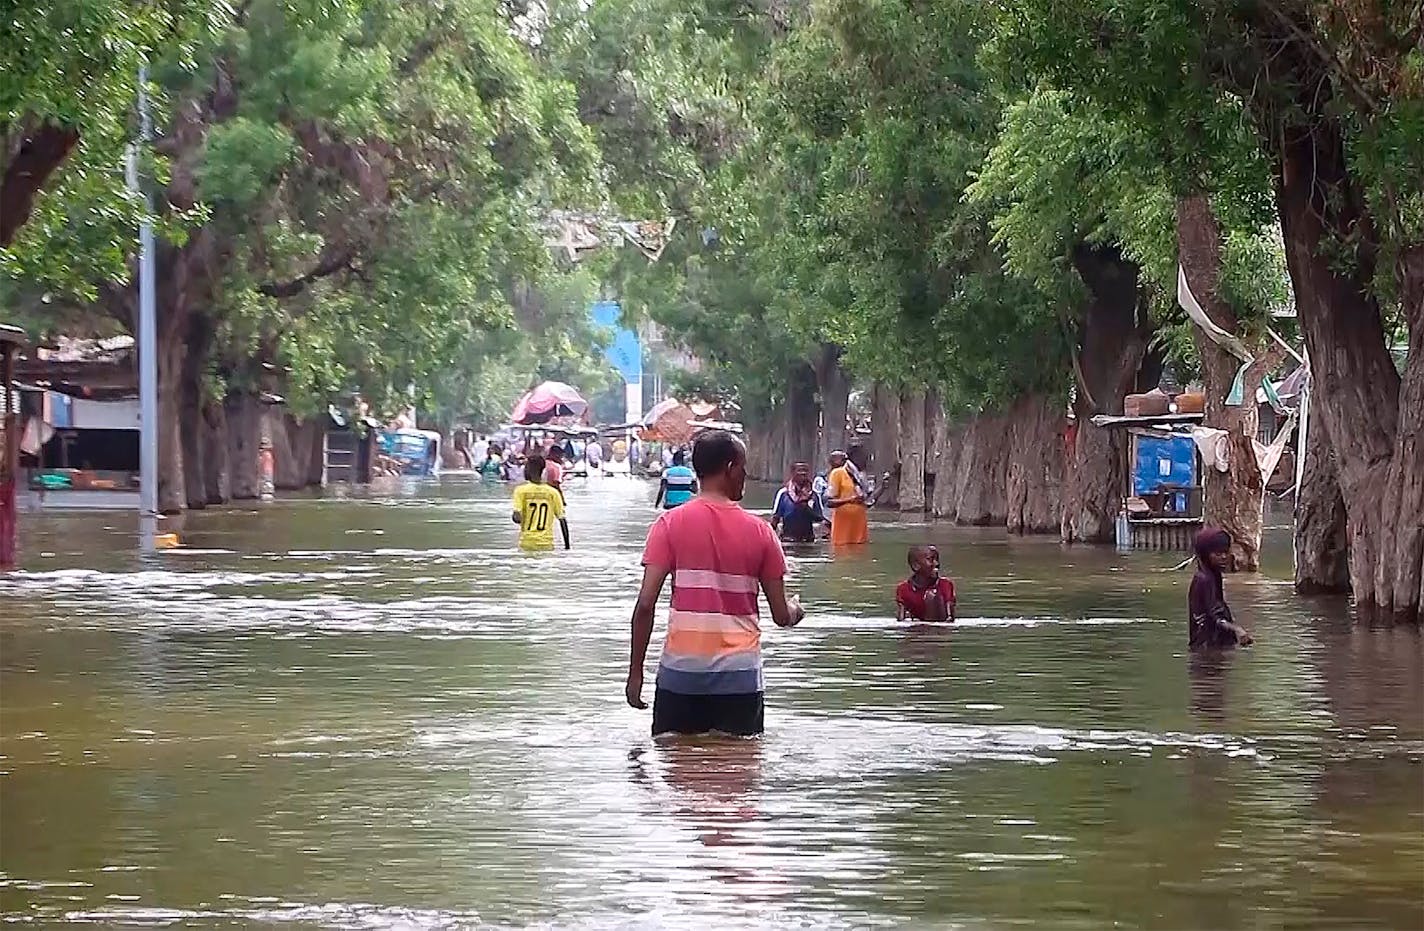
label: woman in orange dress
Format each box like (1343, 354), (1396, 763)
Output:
(826, 446), (871, 545)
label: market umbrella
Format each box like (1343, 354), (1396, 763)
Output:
(510, 381), (588, 425)
(640, 398), (697, 445)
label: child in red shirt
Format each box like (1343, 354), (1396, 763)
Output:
(895, 544), (956, 622)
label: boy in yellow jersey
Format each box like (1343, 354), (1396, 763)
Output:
(511, 454), (570, 551)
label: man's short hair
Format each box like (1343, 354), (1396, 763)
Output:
(671, 449), (686, 466)
(525, 454), (546, 481)
(692, 430), (743, 479)
(548, 446), (564, 462)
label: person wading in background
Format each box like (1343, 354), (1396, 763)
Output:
(654, 449), (697, 509)
(626, 430), (804, 736)
(511, 454), (570, 551)
(770, 461), (829, 543)
(826, 445), (874, 546)
(1189, 527), (1253, 649)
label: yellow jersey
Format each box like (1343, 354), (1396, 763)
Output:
(511, 481), (565, 550)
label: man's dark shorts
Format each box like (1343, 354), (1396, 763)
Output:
(652, 688), (764, 737)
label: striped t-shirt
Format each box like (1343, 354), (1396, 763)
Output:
(642, 498), (787, 695)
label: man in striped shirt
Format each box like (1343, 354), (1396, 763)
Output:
(626, 430), (804, 736)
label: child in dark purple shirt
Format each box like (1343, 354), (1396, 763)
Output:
(1188, 527), (1254, 650)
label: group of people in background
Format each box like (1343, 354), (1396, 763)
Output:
(496, 426), (1249, 740)
(471, 433), (608, 484)
(767, 446), (884, 546)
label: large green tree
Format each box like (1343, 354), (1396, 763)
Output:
(991, 0), (1422, 617)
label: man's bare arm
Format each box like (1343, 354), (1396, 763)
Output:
(626, 565), (670, 708)
(761, 575), (803, 628)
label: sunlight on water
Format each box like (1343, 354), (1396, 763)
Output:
(2, 477), (1421, 928)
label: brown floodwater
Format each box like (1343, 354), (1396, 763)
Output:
(2, 477), (1421, 928)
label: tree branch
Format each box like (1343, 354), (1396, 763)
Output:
(258, 250), (353, 298)
(1, 120), (80, 247)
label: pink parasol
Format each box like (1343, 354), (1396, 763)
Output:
(511, 381), (588, 425)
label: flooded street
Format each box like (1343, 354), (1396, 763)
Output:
(2, 478), (1421, 928)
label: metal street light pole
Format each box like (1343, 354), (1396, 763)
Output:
(134, 65), (159, 553)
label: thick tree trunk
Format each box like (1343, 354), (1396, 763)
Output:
(1177, 194), (1270, 571)
(1294, 389), (1350, 593)
(1006, 394), (1066, 534)
(932, 418), (964, 519)
(950, 413), (1010, 525)
(744, 411), (784, 483)
(1378, 244), (1424, 617)
(813, 343), (850, 468)
(267, 410), (327, 490)
(179, 316), (213, 511)
(899, 388), (927, 511)
(782, 362), (819, 477)
(1275, 103), (1419, 622)
(870, 382), (900, 508)
(307, 420), (327, 487)
(1061, 242), (1153, 543)
(117, 227), (228, 515)
(926, 392), (949, 511)
(226, 393), (262, 500)
(157, 327), (187, 515)
(202, 399), (231, 505)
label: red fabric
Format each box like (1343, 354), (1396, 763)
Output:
(895, 577), (956, 620)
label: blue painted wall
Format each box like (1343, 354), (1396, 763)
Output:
(590, 300), (641, 385)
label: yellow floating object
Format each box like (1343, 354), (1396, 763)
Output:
(154, 533), (181, 549)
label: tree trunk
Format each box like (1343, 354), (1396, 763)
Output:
(899, 388), (927, 511)
(782, 362), (819, 477)
(932, 419), (964, 519)
(264, 411), (327, 490)
(1006, 394), (1066, 534)
(1061, 242), (1154, 543)
(1378, 244), (1424, 618)
(1274, 102), (1419, 622)
(202, 399), (231, 505)
(952, 413), (1010, 525)
(926, 391), (948, 511)
(1294, 388), (1350, 593)
(814, 343), (850, 467)
(179, 316), (213, 511)
(1177, 193), (1270, 571)
(870, 382), (900, 508)
(308, 419), (328, 487)
(157, 327), (187, 515)
(226, 393), (262, 500)
(744, 411), (784, 483)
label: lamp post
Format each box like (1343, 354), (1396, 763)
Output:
(130, 65), (159, 554)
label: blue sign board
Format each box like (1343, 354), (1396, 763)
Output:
(590, 300), (641, 385)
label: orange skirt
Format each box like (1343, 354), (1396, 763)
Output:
(830, 503), (870, 545)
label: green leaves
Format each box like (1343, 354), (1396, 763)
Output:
(198, 118), (295, 207)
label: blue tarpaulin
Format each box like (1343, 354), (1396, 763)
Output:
(1133, 434), (1196, 496)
